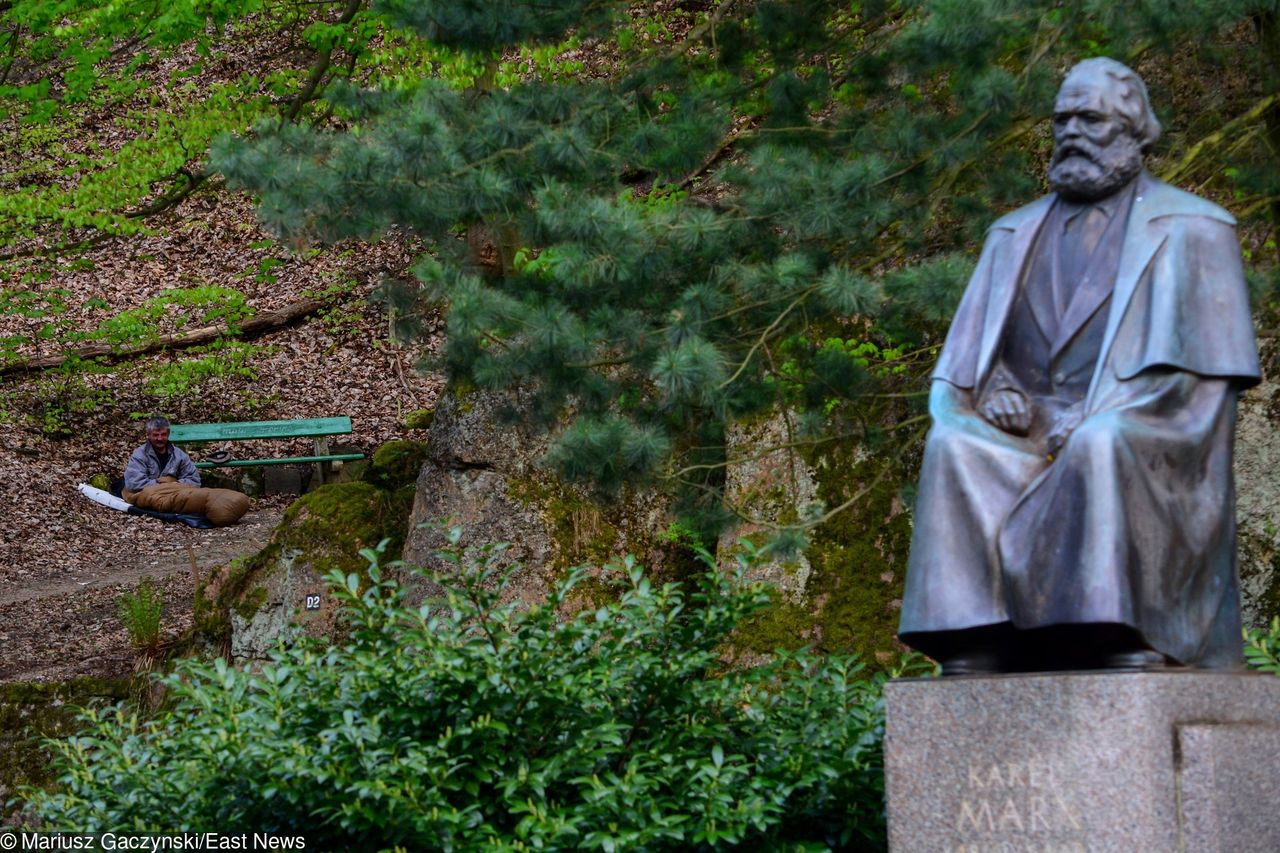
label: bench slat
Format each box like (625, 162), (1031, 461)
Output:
(196, 453), (365, 469)
(171, 417), (353, 442)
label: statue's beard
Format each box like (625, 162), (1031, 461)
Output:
(1048, 135), (1144, 202)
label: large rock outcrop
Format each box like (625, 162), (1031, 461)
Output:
(193, 444), (421, 662)
(396, 357), (1280, 671)
(1, 678), (133, 826)
(400, 390), (678, 609)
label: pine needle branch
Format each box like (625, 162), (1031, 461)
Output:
(718, 292), (809, 390)
(1160, 94), (1278, 185)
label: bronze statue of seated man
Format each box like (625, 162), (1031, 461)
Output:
(898, 58), (1260, 676)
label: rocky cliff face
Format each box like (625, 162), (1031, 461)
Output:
(400, 390), (681, 610)
(394, 356), (1280, 669)
(1236, 370), (1280, 627)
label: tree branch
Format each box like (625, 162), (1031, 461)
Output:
(125, 169), (212, 219)
(284, 0), (362, 123)
(1159, 94), (1278, 185)
(1, 298), (328, 376)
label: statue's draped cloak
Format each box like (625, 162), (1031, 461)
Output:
(899, 172), (1260, 667)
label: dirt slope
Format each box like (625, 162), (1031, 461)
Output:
(0, 189), (442, 683)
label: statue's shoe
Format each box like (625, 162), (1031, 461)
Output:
(1102, 649), (1169, 671)
(940, 651), (1002, 677)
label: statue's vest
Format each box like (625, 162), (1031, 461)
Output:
(986, 184), (1135, 436)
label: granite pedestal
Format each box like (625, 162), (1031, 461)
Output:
(884, 671), (1280, 852)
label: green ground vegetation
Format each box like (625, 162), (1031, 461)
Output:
(27, 539), (900, 850)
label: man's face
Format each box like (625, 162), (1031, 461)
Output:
(1048, 77), (1144, 202)
(147, 427), (170, 454)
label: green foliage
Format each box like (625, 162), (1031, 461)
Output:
(30, 539), (892, 850)
(0, 84), (264, 243)
(212, 0), (1280, 528)
(92, 286), (254, 348)
(11, 359), (113, 438)
(142, 340), (261, 402)
(0, 0), (452, 258)
(374, 0), (621, 53)
(116, 576), (164, 658)
(1245, 617), (1280, 674)
(3, 285), (263, 423)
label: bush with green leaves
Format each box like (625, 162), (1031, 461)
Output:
(28, 536), (906, 850)
(1245, 617), (1280, 674)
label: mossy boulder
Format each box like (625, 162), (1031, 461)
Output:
(195, 480), (414, 662)
(1, 677), (133, 825)
(404, 408), (435, 431)
(363, 439), (428, 490)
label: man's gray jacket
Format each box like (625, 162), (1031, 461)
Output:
(124, 444), (201, 492)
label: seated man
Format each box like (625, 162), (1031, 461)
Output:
(124, 416), (249, 527)
(898, 58), (1260, 675)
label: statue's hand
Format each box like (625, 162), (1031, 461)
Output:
(978, 387), (1031, 435)
(1046, 404), (1085, 458)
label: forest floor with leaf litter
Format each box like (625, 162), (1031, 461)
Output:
(0, 191), (441, 683)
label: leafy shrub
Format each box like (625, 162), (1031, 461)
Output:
(142, 339), (262, 402)
(30, 536), (898, 850)
(1244, 617), (1280, 674)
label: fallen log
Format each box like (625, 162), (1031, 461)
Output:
(1, 297), (326, 376)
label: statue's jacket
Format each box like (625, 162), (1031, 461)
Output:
(900, 171), (1261, 667)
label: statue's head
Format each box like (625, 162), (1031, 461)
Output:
(1048, 58), (1160, 202)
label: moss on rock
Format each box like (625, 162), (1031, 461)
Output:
(364, 440), (428, 490)
(803, 446), (914, 667)
(404, 408), (435, 431)
(278, 481), (413, 570)
(1239, 530), (1280, 628)
(727, 394), (920, 669)
(508, 476), (620, 573)
(194, 480), (415, 648)
(1, 678), (134, 821)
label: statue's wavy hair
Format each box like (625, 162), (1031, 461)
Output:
(1062, 57), (1162, 152)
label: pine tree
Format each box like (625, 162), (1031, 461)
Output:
(214, 0), (1280, 536)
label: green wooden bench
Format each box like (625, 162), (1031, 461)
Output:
(170, 417), (364, 472)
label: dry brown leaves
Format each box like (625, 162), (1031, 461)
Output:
(0, 181), (443, 684)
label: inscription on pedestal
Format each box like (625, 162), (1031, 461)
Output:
(952, 755), (1086, 853)
(886, 674), (1280, 853)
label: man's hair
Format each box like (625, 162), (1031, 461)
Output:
(145, 415), (171, 432)
(1060, 57), (1162, 152)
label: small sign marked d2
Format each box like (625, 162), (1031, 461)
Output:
(304, 594), (321, 611)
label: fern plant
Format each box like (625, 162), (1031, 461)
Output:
(116, 576), (165, 670)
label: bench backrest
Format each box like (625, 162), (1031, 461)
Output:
(170, 417), (353, 442)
